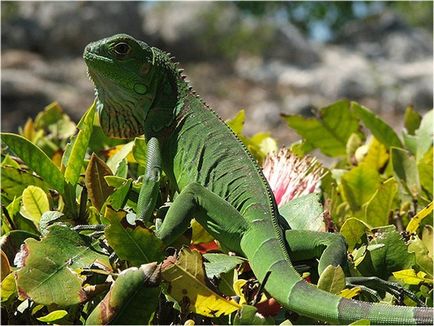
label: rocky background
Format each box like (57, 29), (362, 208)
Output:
(1, 1), (433, 144)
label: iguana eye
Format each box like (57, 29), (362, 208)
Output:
(113, 42), (131, 57)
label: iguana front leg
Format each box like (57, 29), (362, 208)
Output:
(137, 137), (161, 222)
(156, 182), (248, 254)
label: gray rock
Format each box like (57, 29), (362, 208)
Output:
(2, 2), (143, 57)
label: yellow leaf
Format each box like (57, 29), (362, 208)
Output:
(19, 185), (50, 224)
(1, 272), (17, 302)
(406, 201), (433, 233)
(393, 269), (432, 285)
(191, 219), (214, 244)
(162, 248), (240, 317)
(340, 287), (361, 299)
(233, 279), (248, 305)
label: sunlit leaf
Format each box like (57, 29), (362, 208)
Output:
(86, 263), (160, 325)
(132, 137), (147, 167)
(85, 153), (115, 211)
(363, 178), (398, 227)
(37, 310), (68, 323)
(340, 218), (370, 250)
(317, 265), (346, 294)
(407, 202), (433, 233)
(340, 163), (380, 212)
(106, 141), (135, 173)
(226, 109), (246, 135)
(19, 186), (50, 225)
(104, 207), (164, 266)
(414, 109), (433, 161)
(1, 272), (17, 302)
(283, 100), (360, 157)
(340, 286), (361, 299)
(1, 133), (65, 194)
(162, 247), (241, 317)
(360, 137), (389, 170)
(63, 102), (96, 185)
(422, 225), (433, 258)
(418, 146), (433, 198)
(15, 225), (111, 306)
(351, 102), (402, 149)
(408, 236), (433, 276)
(393, 269), (432, 285)
(390, 147), (420, 198)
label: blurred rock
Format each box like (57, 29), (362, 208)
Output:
(1, 2), (143, 57)
(336, 12), (432, 62)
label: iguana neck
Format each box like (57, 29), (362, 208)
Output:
(143, 48), (191, 139)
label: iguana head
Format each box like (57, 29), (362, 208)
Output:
(84, 34), (164, 138)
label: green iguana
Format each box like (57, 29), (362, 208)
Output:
(83, 34), (433, 325)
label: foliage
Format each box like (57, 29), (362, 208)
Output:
(1, 100), (432, 324)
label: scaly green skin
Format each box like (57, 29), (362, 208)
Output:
(84, 34), (433, 325)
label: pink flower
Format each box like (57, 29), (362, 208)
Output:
(262, 148), (324, 207)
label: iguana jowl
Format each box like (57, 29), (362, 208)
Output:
(83, 34), (433, 324)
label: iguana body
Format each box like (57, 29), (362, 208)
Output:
(84, 34), (432, 324)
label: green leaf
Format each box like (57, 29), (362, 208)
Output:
(406, 201), (433, 234)
(1, 133), (65, 194)
(34, 102), (65, 129)
(104, 207), (164, 266)
(19, 186), (50, 225)
(226, 110), (245, 135)
(162, 248), (241, 317)
(390, 147), (420, 198)
(203, 253), (245, 279)
(414, 109), (433, 161)
(340, 218), (370, 251)
(106, 140), (135, 173)
(278, 193), (325, 231)
(85, 153), (115, 211)
(1, 272), (17, 302)
(408, 236), (433, 276)
(63, 102), (96, 185)
(0, 165), (50, 201)
(132, 137), (147, 167)
(340, 163), (380, 213)
(317, 265), (346, 294)
(39, 211), (64, 235)
(351, 102), (402, 149)
(86, 263), (160, 325)
(15, 225), (111, 306)
(106, 179), (133, 210)
(37, 310), (68, 323)
(283, 100), (360, 157)
(403, 106), (422, 135)
(363, 178), (398, 227)
(358, 227), (415, 279)
(360, 137), (389, 170)
(418, 146), (433, 198)
(0, 230), (39, 265)
(392, 269), (432, 285)
(234, 305), (269, 325)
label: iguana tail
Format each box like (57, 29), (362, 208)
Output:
(241, 227), (433, 325)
